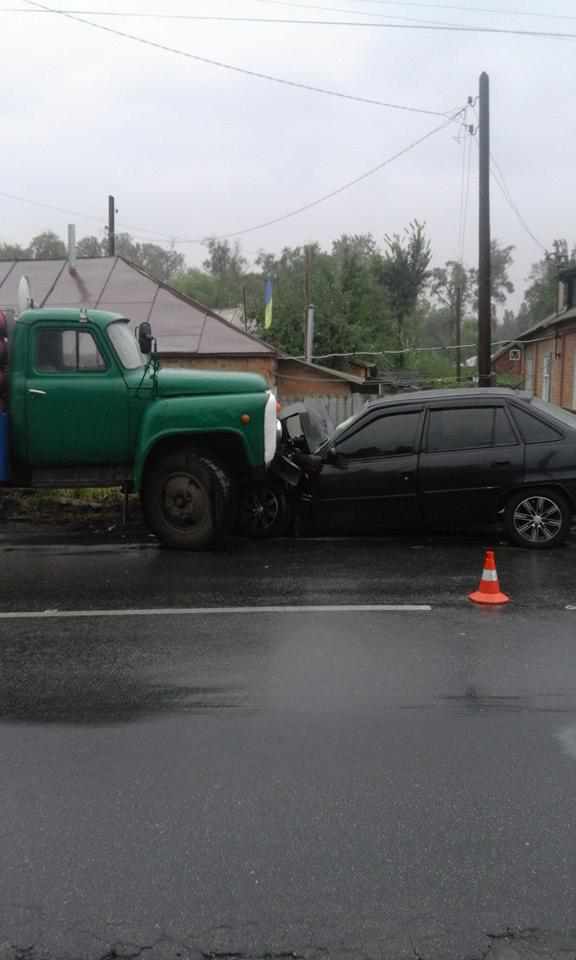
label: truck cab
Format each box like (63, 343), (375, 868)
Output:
(1, 308), (278, 548)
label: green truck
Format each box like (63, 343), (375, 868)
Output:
(0, 306), (279, 548)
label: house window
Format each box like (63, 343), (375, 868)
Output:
(541, 352), (552, 402)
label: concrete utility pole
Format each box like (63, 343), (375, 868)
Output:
(477, 72), (492, 386)
(108, 195), (116, 257)
(242, 287), (248, 332)
(305, 305), (315, 364)
(455, 283), (462, 384)
(304, 245), (314, 362)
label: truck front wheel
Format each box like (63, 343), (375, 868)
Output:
(143, 450), (232, 549)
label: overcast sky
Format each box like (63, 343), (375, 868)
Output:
(1, 0), (574, 309)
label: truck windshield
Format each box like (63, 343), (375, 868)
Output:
(108, 321), (145, 370)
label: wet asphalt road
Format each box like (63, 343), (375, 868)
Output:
(1, 528), (576, 960)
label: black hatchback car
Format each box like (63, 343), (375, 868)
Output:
(265, 388), (576, 549)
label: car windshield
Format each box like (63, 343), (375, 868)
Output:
(531, 398), (576, 429)
(107, 321), (145, 370)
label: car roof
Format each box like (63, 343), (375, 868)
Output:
(365, 388), (532, 409)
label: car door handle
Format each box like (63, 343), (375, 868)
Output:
(491, 460), (511, 467)
(28, 388), (47, 396)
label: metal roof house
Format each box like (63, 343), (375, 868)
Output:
(492, 264), (576, 408)
(0, 255), (277, 383)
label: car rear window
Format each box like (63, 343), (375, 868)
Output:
(510, 406), (562, 443)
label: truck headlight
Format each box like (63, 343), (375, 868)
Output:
(264, 392), (278, 465)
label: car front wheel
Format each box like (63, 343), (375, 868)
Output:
(504, 488), (571, 549)
(239, 481), (292, 538)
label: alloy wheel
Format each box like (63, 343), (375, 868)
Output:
(512, 495), (563, 544)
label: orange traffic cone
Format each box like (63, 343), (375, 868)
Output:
(469, 549), (510, 605)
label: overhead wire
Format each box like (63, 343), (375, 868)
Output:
(210, 108), (465, 239)
(1, 6), (488, 30)
(16, 1), (576, 39)
(459, 119), (475, 265)
(490, 154), (547, 252)
(456, 115), (469, 266)
(0, 190), (205, 247)
(0, 110), (464, 245)
(290, 0), (576, 22)
(20, 0), (452, 118)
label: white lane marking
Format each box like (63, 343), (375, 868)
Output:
(0, 604), (432, 620)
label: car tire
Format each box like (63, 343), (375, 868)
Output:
(504, 487), (571, 549)
(143, 449), (233, 549)
(239, 480), (292, 539)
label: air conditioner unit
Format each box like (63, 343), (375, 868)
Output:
(509, 348), (521, 361)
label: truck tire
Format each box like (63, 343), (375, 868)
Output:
(142, 449), (233, 550)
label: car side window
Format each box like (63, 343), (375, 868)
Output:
(336, 411), (420, 459)
(494, 407), (518, 445)
(427, 407), (499, 452)
(35, 329), (107, 373)
(510, 406), (562, 443)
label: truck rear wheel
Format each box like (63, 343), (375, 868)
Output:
(143, 449), (233, 549)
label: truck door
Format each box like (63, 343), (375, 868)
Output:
(26, 324), (130, 465)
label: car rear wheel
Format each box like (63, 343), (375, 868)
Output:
(504, 488), (571, 549)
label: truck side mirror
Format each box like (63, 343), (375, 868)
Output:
(138, 322), (153, 355)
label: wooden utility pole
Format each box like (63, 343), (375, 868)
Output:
(108, 195), (116, 256)
(477, 72), (492, 386)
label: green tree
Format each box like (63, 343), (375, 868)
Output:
(518, 239), (576, 333)
(468, 239), (515, 332)
(0, 242), (31, 259)
(375, 220), (432, 365)
(176, 239), (248, 309)
(77, 235), (104, 258)
(111, 233), (185, 282)
(29, 231), (67, 259)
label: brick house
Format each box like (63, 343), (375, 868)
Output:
(493, 265), (576, 410)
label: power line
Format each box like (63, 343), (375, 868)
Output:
(211, 110), (464, 239)
(1, 6), (470, 31)
(490, 154), (547, 252)
(18, 2), (576, 39)
(289, 0), (576, 23)
(20, 0), (452, 117)
(456, 118), (470, 264)
(0, 190), (205, 246)
(0, 111), (464, 246)
(7, 0), (576, 23)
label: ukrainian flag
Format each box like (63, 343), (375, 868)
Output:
(264, 278), (273, 330)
